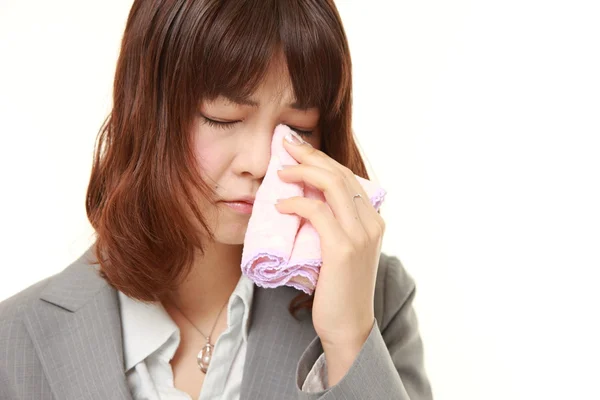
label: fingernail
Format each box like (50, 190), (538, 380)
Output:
(284, 130), (305, 145)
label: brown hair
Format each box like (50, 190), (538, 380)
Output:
(86, 0), (370, 320)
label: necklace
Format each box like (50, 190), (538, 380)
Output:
(171, 298), (228, 374)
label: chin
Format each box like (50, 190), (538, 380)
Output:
(214, 225), (248, 245)
(215, 236), (245, 246)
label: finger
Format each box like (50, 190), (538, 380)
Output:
(282, 133), (346, 176)
(275, 196), (350, 249)
(278, 165), (368, 237)
(350, 189), (385, 243)
(341, 171), (387, 235)
(281, 131), (380, 237)
(282, 132), (372, 220)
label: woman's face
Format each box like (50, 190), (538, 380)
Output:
(191, 60), (322, 245)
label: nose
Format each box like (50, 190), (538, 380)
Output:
(235, 127), (273, 180)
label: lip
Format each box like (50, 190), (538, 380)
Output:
(223, 196), (255, 205)
(221, 200), (254, 215)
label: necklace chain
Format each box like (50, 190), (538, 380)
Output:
(168, 295), (229, 374)
(171, 298), (228, 342)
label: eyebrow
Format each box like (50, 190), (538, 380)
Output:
(222, 94), (316, 111)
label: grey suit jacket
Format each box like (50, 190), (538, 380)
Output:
(0, 245), (433, 400)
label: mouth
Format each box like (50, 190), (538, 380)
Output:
(220, 200), (254, 214)
(222, 196), (255, 205)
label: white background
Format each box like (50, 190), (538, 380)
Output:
(1, 1), (599, 399)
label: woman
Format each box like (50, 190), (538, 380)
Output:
(0, 1), (433, 399)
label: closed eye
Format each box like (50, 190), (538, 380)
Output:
(200, 115), (239, 130)
(199, 115), (313, 138)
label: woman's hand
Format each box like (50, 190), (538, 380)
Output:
(274, 130), (386, 352)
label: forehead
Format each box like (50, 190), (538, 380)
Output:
(214, 62), (316, 111)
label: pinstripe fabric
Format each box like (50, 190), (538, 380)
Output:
(0, 245), (433, 400)
(118, 271), (328, 399)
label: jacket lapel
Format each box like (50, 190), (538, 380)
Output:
(24, 245), (319, 400)
(240, 284), (319, 400)
(24, 246), (132, 400)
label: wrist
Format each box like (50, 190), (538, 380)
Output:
(319, 317), (374, 351)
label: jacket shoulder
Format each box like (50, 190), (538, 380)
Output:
(0, 272), (56, 354)
(0, 275), (56, 398)
(0, 273), (55, 325)
(374, 252), (417, 330)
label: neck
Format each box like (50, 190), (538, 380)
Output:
(164, 241), (243, 321)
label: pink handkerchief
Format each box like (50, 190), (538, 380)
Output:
(241, 124), (386, 295)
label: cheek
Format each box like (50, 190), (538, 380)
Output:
(193, 132), (231, 178)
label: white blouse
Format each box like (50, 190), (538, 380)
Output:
(117, 273), (329, 399)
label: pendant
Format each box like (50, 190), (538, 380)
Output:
(197, 342), (214, 373)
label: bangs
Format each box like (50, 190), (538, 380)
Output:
(193, 0), (350, 116)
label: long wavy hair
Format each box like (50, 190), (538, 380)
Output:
(86, 0), (370, 320)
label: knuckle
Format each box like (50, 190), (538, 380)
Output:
(316, 201), (330, 214)
(367, 224), (382, 240)
(311, 200), (328, 214)
(307, 146), (320, 157)
(332, 173), (346, 189)
(340, 165), (354, 178)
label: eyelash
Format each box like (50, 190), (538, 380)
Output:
(200, 116), (313, 138)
